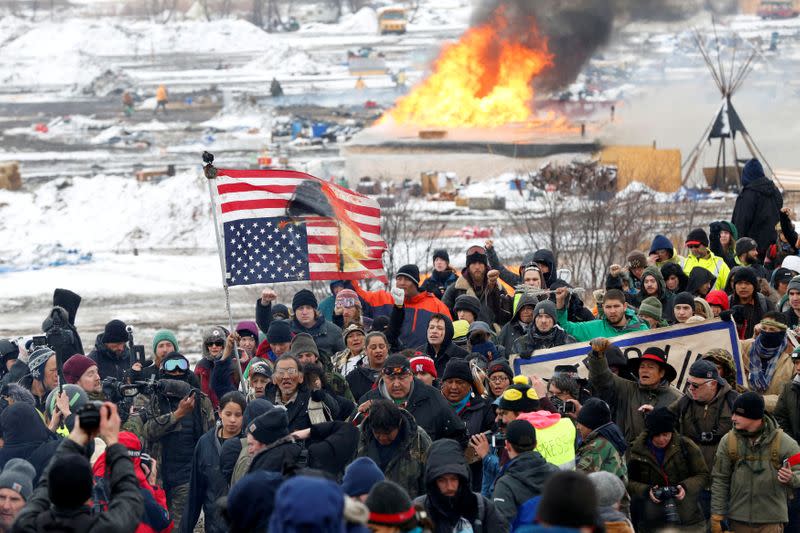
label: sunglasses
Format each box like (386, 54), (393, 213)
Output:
(687, 245), (700, 249)
(686, 379), (712, 389)
(163, 358), (189, 372)
(206, 340), (224, 348)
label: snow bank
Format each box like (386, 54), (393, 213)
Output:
(0, 172), (215, 265)
(338, 7), (379, 34)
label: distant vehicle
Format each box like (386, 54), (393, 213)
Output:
(378, 7), (407, 34)
(757, 1), (799, 19)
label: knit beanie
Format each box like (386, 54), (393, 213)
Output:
(506, 419), (536, 451)
(342, 323), (366, 341)
(151, 329), (179, 354)
(248, 407), (289, 445)
(733, 392), (765, 421)
(48, 454), (93, 509)
(645, 407), (676, 436)
(498, 382), (539, 412)
(409, 355), (437, 378)
(637, 297), (663, 321)
(0, 459), (35, 501)
(62, 354), (97, 385)
(366, 481), (416, 527)
(732, 267), (758, 287)
(289, 332), (318, 358)
(342, 457), (385, 498)
(28, 346), (55, 381)
(487, 358), (513, 380)
(227, 471), (283, 532)
(705, 289), (730, 311)
(267, 320), (293, 344)
(396, 264), (420, 286)
(292, 289), (318, 311)
(576, 398), (611, 431)
(236, 320), (259, 339)
(100, 319), (128, 344)
(627, 251), (647, 270)
(685, 228), (709, 248)
(674, 291), (695, 308)
(735, 237), (758, 257)
(589, 471), (625, 508)
(788, 275), (800, 294)
(533, 300), (557, 323)
(433, 249), (450, 264)
(453, 295), (481, 317)
(335, 289), (361, 309)
(537, 471), (598, 529)
(272, 303), (290, 320)
(441, 358), (472, 384)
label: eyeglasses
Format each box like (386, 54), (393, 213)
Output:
(206, 340), (224, 347)
(686, 379), (713, 389)
(489, 376), (510, 384)
(274, 368), (299, 377)
(162, 358), (189, 372)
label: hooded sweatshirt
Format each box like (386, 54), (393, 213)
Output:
(0, 403), (50, 469)
(732, 160), (783, 252)
(634, 266), (675, 323)
(419, 314), (468, 377)
(497, 293), (538, 354)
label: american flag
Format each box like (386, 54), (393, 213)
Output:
(214, 168), (387, 286)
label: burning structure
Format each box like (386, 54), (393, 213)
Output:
(343, 6), (602, 182)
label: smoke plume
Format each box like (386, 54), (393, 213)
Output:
(471, 0), (738, 91)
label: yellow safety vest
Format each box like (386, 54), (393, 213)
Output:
(530, 418), (576, 470)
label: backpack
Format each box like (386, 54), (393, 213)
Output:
(727, 428), (784, 471)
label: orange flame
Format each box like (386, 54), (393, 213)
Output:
(381, 10), (558, 128)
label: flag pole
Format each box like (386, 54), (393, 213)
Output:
(203, 152), (249, 395)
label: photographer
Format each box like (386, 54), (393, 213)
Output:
(547, 373), (582, 420)
(12, 402), (144, 533)
(123, 351), (214, 528)
(628, 408), (709, 533)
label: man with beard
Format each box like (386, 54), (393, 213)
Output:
(418, 313), (468, 377)
(555, 288), (648, 343)
(513, 300), (576, 357)
(587, 339), (682, 445)
(442, 245), (508, 327)
(124, 351), (214, 527)
(358, 355), (464, 442)
(89, 319), (133, 382)
(62, 354), (103, 400)
(734, 237), (769, 279)
(415, 439), (507, 533)
(634, 266), (675, 323)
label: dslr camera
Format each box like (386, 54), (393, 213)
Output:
(652, 485), (681, 524)
(76, 401), (105, 432)
(482, 430), (506, 449)
(549, 396), (576, 415)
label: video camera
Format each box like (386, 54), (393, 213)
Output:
(103, 377), (195, 422)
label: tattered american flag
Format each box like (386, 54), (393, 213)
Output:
(214, 168), (388, 286)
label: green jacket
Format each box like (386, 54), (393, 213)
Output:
(576, 430), (628, 481)
(587, 350), (682, 444)
(711, 415), (800, 524)
(774, 379), (800, 443)
(627, 431), (709, 528)
(557, 307), (648, 343)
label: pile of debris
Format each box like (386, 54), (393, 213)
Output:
(527, 160), (617, 195)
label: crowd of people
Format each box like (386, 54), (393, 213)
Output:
(0, 159), (799, 532)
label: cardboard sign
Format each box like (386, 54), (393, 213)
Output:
(511, 319), (743, 388)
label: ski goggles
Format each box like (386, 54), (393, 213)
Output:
(162, 358), (189, 373)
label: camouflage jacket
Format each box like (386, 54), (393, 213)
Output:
(576, 430), (628, 482)
(326, 369), (354, 402)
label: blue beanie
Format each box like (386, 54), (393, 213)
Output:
(28, 346), (55, 381)
(742, 159), (765, 187)
(227, 470), (284, 531)
(341, 456), (385, 497)
(268, 476), (345, 533)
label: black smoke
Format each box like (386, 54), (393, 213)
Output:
(471, 0), (738, 91)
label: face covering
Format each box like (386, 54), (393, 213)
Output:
(760, 331), (785, 350)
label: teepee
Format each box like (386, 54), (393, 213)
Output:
(681, 27), (778, 191)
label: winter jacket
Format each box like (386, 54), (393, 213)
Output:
(264, 384), (338, 432)
(575, 425), (628, 482)
(511, 325), (575, 357)
(492, 451), (558, 525)
(710, 221), (739, 269)
(633, 266), (675, 323)
(357, 408), (431, 498)
(360, 378), (466, 442)
(557, 307), (648, 343)
(455, 394), (495, 491)
(0, 403), (50, 469)
(628, 432), (709, 529)
(774, 376), (800, 443)
(352, 282), (452, 349)
(486, 245), (531, 288)
(741, 338), (794, 412)
(496, 294), (537, 354)
(587, 349), (682, 445)
(682, 251), (730, 292)
(255, 301), (345, 361)
(442, 270), (507, 327)
(711, 415), (800, 524)
(417, 314), (468, 376)
(13, 439), (144, 533)
(421, 269), (459, 300)
(346, 363), (380, 403)
(181, 427), (230, 533)
(732, 175), (783, 253)
(89, 333), (133, 382)
(417, 439), (508, 533)
(669, 382), (738, 471)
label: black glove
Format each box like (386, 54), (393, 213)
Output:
(731, 305), (746, 323)
(719, 309), (733, 322)
(310, 389), (326, 402)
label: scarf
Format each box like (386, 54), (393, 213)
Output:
(449, 395), (470, 415)
(748, 333), (787, 392)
